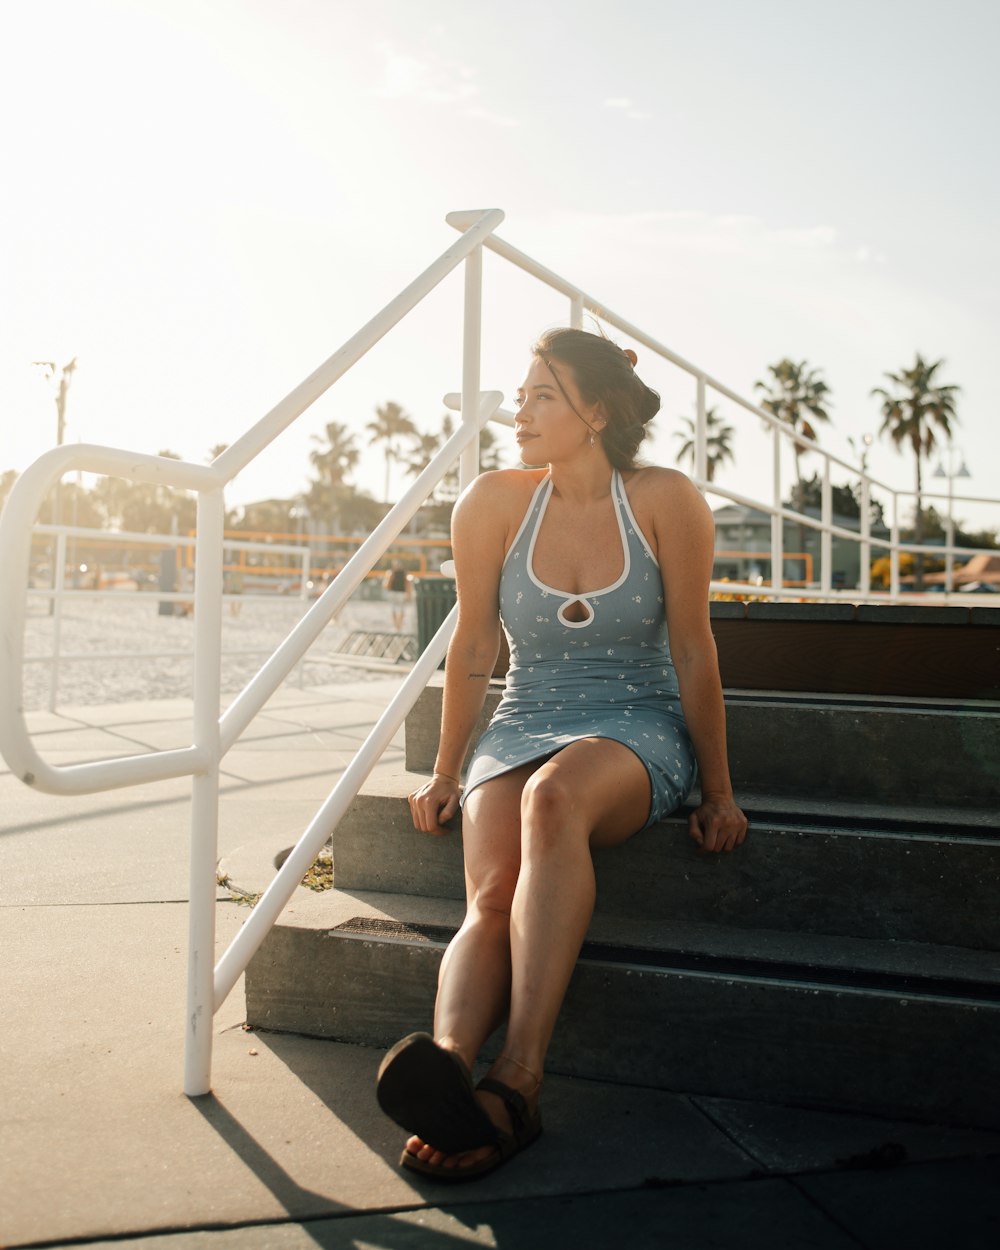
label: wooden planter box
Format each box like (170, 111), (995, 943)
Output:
(710, 602), (1000, 700)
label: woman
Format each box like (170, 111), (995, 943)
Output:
(376, 328), (748, 1181)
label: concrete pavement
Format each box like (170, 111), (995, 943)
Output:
(2, 674), (999, 1249)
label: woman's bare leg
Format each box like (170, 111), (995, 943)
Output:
(504, 737), (650, 1070)
(430, 763), (536, 1066)
(411, 739), (651, 1170)
(402, 763), (534, 1161)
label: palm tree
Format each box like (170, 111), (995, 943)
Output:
(871, 354), (960, 590)
(755, 359), (833, 575)
(673, 406), (736, 482)
(755, 359), (833, 504)
(479, 424), (504, 472)
(307, 421), (361, 532)
(310, 421), (360, 486)
(366, 402), (418, 503)
(403, 416), (507, 505)
(437, 415), (459, 501)
(403, 431), (443, 479)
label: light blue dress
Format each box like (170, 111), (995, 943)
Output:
(461, 469), (697, 829)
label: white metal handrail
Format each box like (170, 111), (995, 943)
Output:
(2, 207), (997, 1100)
(484, 403), (997, 602)
(217, 393), (500, 755)
(0, 394), (500, 1089)
(0, 403), (496, 784)
(0, 208), (506, 1094)
(450, 213), (998, 601)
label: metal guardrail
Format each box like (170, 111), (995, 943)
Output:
(449, 209), (998, 604)
(0, 207), (504, 1095)
(1, 207), (996, 1097)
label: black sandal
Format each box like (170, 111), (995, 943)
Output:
(376, 1032), (499, 1156)
(400, 1075), (543, 1183)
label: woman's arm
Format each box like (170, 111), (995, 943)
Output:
(653, 471), (748, 853)
(408, 473), (509, 834)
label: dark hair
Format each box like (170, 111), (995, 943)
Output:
(532, 327), (660, 470)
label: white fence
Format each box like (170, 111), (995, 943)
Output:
(24, 525), (322, 712)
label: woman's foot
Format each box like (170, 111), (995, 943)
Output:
(376, 1032), (496, 1154)
(403, 1053), (542, 1173)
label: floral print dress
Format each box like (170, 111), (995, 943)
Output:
(461, 470), (697, 829)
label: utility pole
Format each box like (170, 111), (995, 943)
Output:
(32, 357), (78, 611)
(32, 355), (78, 473)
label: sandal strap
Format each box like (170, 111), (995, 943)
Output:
(475, 1076), (532, 1141)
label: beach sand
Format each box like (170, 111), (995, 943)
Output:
(21, 593), (415, 710)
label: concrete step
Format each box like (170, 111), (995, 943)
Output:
(331, 770), (1000, 950)
(245, 888), (1000, 1129)
(404, 677), (1000, 808)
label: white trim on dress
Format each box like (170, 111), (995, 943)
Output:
(525, 471), (632, 629)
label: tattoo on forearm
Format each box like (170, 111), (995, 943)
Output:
(468, 672), (486, 679)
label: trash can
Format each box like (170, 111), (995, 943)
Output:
(413, 576), (457, 666)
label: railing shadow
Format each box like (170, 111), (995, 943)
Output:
(189, 1091), (335, 1219)
(190, 1040), (524, 1248)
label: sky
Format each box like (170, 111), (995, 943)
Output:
(2, 0), (998, 533)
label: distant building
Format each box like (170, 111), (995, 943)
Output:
(712, 503), (891, 589)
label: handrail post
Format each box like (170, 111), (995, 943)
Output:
(49, 530), (67, 713)
(694, 376), (708, 493)
(183, 487), (225, 1097)
(459, 247), (483, 492)
(820, 458), (832, 595)
(890, 493), (901, 599)
(771, 426), (783, 598)
(569, 294), (584, 330)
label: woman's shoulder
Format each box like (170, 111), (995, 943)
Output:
(467, 466), (547, 492)
(456, 467), (547, 512)
(623, 465), (713, 535)
(452, 470), (547, 569)
(624, 465), (704, 507)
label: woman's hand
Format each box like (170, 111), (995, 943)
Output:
(688, 794), (748, 854)
(408, 774), (462, 835)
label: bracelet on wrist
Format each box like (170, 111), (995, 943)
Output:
(433, 770), (461, 785)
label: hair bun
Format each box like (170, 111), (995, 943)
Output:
(640, 382), (660, 425)
(623, 348), (638, 367)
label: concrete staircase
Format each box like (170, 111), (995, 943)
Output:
(246, 661), (1000, 1129)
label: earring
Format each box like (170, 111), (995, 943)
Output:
(589, 432), (596, 447)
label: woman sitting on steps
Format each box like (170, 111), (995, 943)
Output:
(376, 327), (748, 1181)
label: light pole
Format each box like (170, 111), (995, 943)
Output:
(289, 502), (311, 596)
(848, 434), (875, 592)
(32, 357), (78, 612)
(847, 432), (874, 473)
(932, 447), (971, 594)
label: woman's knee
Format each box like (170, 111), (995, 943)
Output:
(467, 876), (517, 917)
(520, 770), (589, 845)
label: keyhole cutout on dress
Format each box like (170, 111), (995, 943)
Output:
(558, 598), (595, 626)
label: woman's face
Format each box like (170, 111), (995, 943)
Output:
(513, 356), (601, 466)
